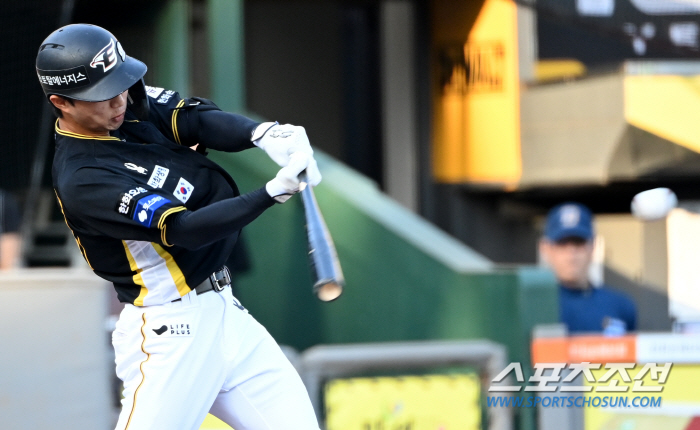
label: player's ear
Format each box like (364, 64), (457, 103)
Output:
(49, 95), (71, 117)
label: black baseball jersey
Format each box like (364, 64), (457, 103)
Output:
(53, 87), (273, 305)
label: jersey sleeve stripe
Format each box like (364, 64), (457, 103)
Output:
(158, 206), (186, 230)
(152, 243), (192, 298)
(160, 224), (171, 247)
(158, 206), (187, 247)
(171, 99), (186, 144)
(122, 240), (149, 306)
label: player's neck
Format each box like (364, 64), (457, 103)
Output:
(57, 118), (110, 137)
(559, 278), (590, 290)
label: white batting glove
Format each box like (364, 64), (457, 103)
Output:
(252, 122), (322, 186)
(266, 152), (311, 203)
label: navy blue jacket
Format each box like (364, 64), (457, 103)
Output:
(559, 284), (637, 334)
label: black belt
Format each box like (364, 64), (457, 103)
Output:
(172, 266), (231, 302)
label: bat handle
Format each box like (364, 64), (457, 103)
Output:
(298, 170), (308, 186)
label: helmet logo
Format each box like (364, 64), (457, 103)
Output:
(117, 41), (126, 62)
(90, 38), (118, 72)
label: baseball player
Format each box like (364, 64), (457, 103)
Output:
(540, 202), (637, 335)
(37, 24), (322, 429)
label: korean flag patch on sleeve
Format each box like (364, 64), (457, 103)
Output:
(173, 178), (194, 204)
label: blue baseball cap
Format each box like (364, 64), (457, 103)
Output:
(544, 202), (594, 242)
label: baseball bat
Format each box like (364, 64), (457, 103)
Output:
(299, 173), (344, 302)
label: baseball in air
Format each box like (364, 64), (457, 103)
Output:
(630, 188), (678, 221)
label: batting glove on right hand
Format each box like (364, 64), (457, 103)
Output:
(266, 152), (315, 203)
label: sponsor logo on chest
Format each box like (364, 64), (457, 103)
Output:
(147, 165), (170, 188)
(125, 163), (148, 175)
(145, 86), (164, 99)
(145, 86), (175, 104)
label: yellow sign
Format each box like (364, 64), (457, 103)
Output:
(585, 364), (700, 430)
(433, 0), (522, 185)
(625, 74), (700, 155)
(199, 414), (232, 430)
(324, 374), (481, 430)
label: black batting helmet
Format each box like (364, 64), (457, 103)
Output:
(36, 24), (147, 102)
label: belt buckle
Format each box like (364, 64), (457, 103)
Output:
(209, 266), (231, 293)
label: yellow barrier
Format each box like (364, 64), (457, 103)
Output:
(585, 364), (700, 430)
(199, 414), (232, 430)
(325, 374), (481, 430)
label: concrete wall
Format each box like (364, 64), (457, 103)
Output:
(0, 269), (112, 430)
(520, 74), (627, 187)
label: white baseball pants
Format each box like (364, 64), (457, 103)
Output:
(111, 286), (320, 430)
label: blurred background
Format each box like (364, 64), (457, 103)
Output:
(4, 0), (700, 429)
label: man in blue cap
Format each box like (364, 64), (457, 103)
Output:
(540, 202), (637, 335)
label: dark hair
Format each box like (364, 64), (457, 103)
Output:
(49, 95), (74, 118)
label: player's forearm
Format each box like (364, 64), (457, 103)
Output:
(164, 187), (274, 249)
(197, 110), (259, 152)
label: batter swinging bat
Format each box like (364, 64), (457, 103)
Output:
(299, 173), (344, 302)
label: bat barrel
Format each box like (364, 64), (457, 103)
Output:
(299, 177), (344, 302)
(314, 280), (343, 302)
